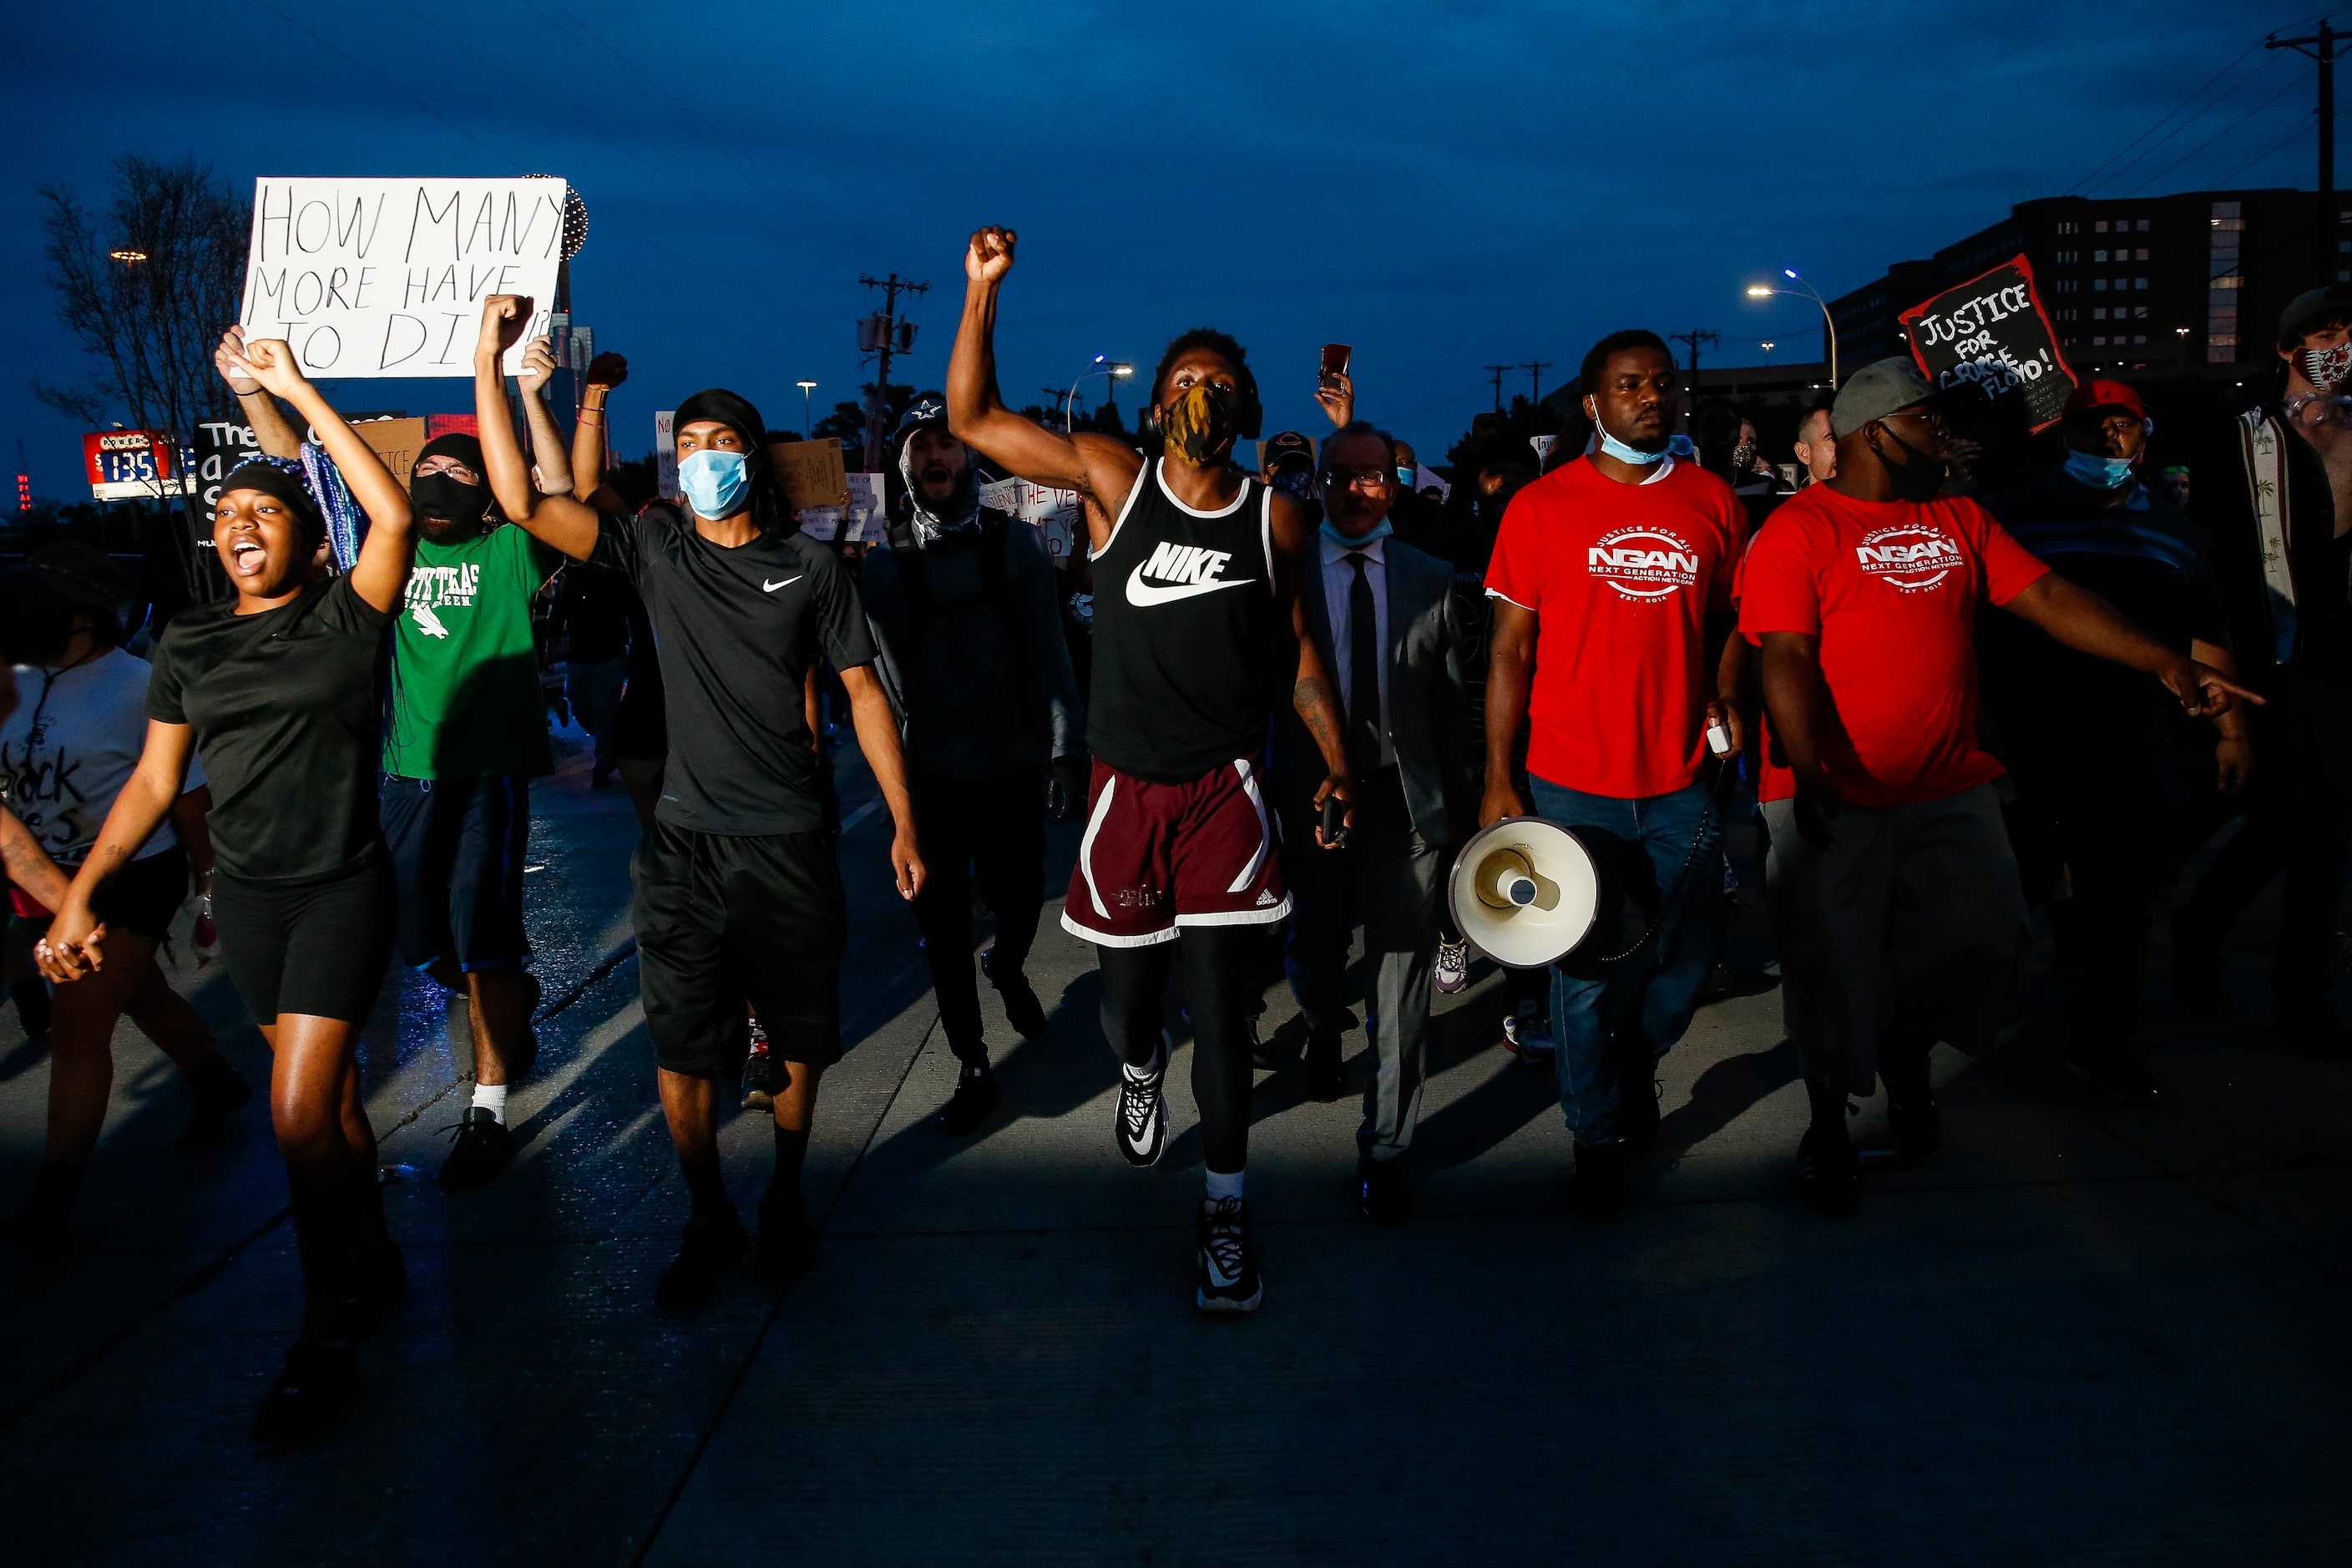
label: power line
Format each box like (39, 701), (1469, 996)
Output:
(2210, 104), (2345, 187)
(2125, 73), (2306, 194)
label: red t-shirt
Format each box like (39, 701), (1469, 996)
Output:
(1485, 456), (1746, 798)
(1736, 486), (2049, 807)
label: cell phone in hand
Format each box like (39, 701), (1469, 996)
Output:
(1320, 343), (1352, 391)
(1320, 793), (1351, 847)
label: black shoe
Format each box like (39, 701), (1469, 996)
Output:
(1879, 1033), (1941, 1158)
(1195, 1196), (1262, 1313)
(2067, 1039), (2160, 1105)
(2169, 917), (2223, 1015)
(741, 1044), (775, 1112)
(1612, 1029), (1661, 1155)
(348, 1245), (408, 1338)
(177, 1060), (253, 1151)
(250, 1340), (358, 1441)
(437, 1107), (514, 1191)
(656, 1206), (746, 1309)
(1357, 1154), (1409, 1225)
(756, 1193), (816, 1285)
(937, 1065), (1000, 1134)
(984, 953), (1049, 1039)
(1571, 1141), (1627, 1223)
(1796, 1124), (1862, 1216)
(1302, 1034), (1345, 1102)
(1114, 1041), (1170, 1166)
(0, 1161), (80, 1258)
(2275, 1000), (2352, 1060)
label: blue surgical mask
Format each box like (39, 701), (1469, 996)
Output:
(1590, 414), (1667, 466)
(1321, 517), (1393, 548)
(677, 448), (751, 518)
(2063, 448), (2136, 491)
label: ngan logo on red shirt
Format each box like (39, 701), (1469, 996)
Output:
(1854, 526), (1963, 592)
(1586, 527), (1698, 600)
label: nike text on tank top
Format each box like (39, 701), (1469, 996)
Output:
(1088, 459), (1285, 782)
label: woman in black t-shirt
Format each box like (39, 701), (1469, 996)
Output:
(37, 336), (417, 1441)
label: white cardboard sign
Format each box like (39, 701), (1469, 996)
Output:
(239, 176), (569, 378)
(979, 478), (1081, 564)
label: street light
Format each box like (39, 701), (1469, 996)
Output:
(1745, 266), (1838, 387)
(1065, 354), (1133, 432)
(1761, 341), (1775, 364)
(109, 249), (148, 263)
(797, 379), (817, 439)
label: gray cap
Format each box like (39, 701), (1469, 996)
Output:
(1829, 357), (1940, 438)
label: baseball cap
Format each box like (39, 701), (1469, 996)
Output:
(1828, 358), (1940, 438)
(2062, 378), (2145, 421)
(2279, 285), (2352, 347)
(1261, 430), (1314, 472)
(28, 541), (123, 615)
(893, 397), (949, 443)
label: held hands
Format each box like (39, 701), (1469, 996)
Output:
(1315, 372), (1354, 429)
(584, 352), (629, 391)
(966, 225), (1017, 283)
(1312, 773), (1358, 850)
(478, 295), (534, 362)
(890, 825), (927, 903)
(33, 901), (109, 984)
(215, 326), (260, 395)
(519, 336), (559, 396)
(222, 335), (307, 401)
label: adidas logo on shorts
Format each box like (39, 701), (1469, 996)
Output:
(1256, 889), (1278, 907)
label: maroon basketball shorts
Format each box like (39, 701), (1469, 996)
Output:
(1061, 755), (1290, 947)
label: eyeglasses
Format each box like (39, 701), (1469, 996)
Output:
(1321, 468), (1394, 490)
(414, 456), (480, 483)
(1883, 408), (1949, 438)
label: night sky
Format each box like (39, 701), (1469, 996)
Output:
(0, 1), (2330, 498)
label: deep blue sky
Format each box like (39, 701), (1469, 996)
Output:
(1, 0), (2334, 498)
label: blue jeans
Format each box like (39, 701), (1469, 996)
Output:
(1527, 776), (1724, 1145)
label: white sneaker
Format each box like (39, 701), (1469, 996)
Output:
(1114, 1034), (1170, 1166)
(1434, 937), (1470, 994)
(1502, 1009), (1554, 1066)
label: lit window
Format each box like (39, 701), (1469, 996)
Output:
(2094, 336), (2107, 346)
(2094, 249), (2108, 261)
(2136, 278), (2148, 289)
(2134, 335), (2147, 344)
(2137, 220), (2149, 231)
(2097, 220), (2110, 232)
(2136, 248), (2149, 260)
(2136, 306), (2147, 318)
(2094, 307), (2107, 319)
(2095, 279), (2108, 291)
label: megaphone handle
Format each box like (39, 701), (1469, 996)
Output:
(1585, 759), (1738, 967)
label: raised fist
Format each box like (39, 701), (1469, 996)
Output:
(478, 294), (533, 360)
(215, 326), (260, 395)
(519, 336), (559, 395)
(966, 226), (1017, 283)
(226, 336), (306, 400)
(584, 352), (629, 391)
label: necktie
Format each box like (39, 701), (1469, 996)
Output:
(1345, 550), (1382, 780)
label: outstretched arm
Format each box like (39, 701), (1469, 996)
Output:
(2002, 574), (2261, 717)
(1268, 492), (1353, 842)
(473, 296), (602, 560)
(518, 337), (574, 495)
(572, 352), (627, 509)
(947, 226), (1141, 548)
(225, 337), (415, 615)
(218, 327), (304, 458)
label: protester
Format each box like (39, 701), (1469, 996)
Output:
(547, 564), (634, 789)
(39, 334), (418, 1438)
(470, 293), (923, 1309)
(1791, 392), (1838, 487)
(1277, 420), (1474, 1222)
(1982, 379), (2244, 1103)
(1739, 359), (2253, 1216)
(1482, 331), (1748, 1222)
(2174, 287), (2352, 1055)
(948, 225), (1353, 1313)
(862, 399), (1087, 1134)
(0, 546), (251, 1256)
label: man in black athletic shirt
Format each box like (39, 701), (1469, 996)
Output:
(948, 225), (1354, 1314)
(473, 295), (925, 1309)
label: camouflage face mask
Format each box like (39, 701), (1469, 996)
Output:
(1161, 382), (1239, 466)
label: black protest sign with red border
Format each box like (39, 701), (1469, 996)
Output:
(1898, 255), (2078, 432)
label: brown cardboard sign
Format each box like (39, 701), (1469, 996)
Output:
(771, 438), (849, 509)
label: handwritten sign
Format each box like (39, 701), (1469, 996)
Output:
(842, 473), (885, 542)
(239, 176), (569, 378)
(1898, 256), (2078, 432)
(655, 411), (678, 501)
(771, 439), (848, 511)
(979, 478), (1082, 564)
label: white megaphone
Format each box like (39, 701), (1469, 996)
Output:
(1446, 816), (1601, 969)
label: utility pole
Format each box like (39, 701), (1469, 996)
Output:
(856, 272), (930, 470)
(1040, 387), (1076, 432)
(2270, 20), (2339, 276)
(1520, 361), (1553, 407)
(1667, 328), (1721, 389)
(1483, 364), (1510, 413)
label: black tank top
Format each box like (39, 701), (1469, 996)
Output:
(1088, 459), (1283, 781)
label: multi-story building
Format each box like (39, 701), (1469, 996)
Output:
(1823, 188), (2324, 382)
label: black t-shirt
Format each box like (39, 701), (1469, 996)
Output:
(549, 562), (635, 665)
(593, 512), (875, 835)
(146, 575), (391, 883)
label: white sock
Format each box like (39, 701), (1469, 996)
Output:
(1205, 1167), (1244, 1203)
(471, 1082), (508, 1125)
(1123, 1042), (1165, 1081)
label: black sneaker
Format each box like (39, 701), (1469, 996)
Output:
(2068, 1039), (2160, 1105)
(1571, 1140), (1627, 1223)
(756, 1193), (816, 1285)
(2169, 916), (2223, 1015)
(1114, 1041), (1170, 1166)
(1195, 1196), (1262, 1313)
(984, 952), (1049, 1039)
(2275, 1000), (2352, 1060)
(1796, 1124), (1862, 1216)
(176, 1058), (252, 1151)
(348, 1244), (408, 1338)
(938, 1064), (999, 1134)
(1613, 1029), (1661, 1155)
(1358, 1154), (1409, 1225)
(437, 1106), (514, 1191)
(1301, 1033), (1344, 1102)
(741, 1045), (774, 1112)
(1879, 1034), (1941, 1158)
(655, 1206), (746, 1309)
(250, 1340), (358, 1441)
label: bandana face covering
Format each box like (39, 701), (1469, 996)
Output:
(1161, 382), (1240, 466)
(2299, 343), (2352, 394)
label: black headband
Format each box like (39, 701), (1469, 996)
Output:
(220, 461), (324, 538)
(673, 388), (768, 452)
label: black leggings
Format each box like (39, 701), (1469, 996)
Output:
(1099, 926), (1256, 1175)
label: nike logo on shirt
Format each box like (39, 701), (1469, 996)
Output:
(1125, 542), (1255, 607)
(762, 576), (802, 593)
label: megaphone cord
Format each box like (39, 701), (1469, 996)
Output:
(1586, 760), (1739, 967)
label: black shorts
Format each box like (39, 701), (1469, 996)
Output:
(89, 844), (191, 942)
(379, 774), (534, 973)
(210, 857), (397, 1024)
(632, 820), (844, 1074)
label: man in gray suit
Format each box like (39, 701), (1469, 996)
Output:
(1273, 421), (1477, 1223)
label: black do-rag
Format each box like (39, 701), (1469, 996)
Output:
(673, 388), (768, 452)
(220, 458), (325, 539)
